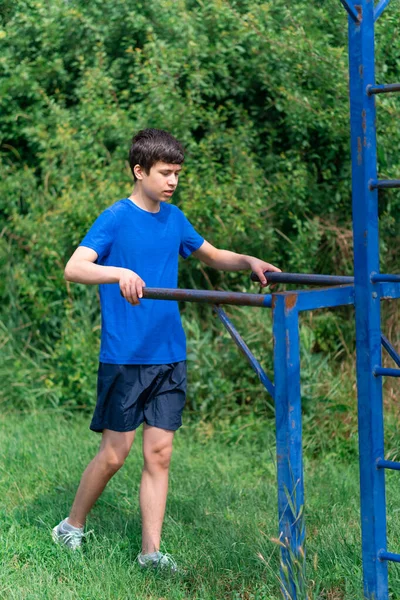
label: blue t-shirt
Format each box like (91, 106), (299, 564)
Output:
(79, 198), (204, 364)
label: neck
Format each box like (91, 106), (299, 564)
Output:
(128, 187), (160, 213)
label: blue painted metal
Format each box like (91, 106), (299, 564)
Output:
(251, 271), (354, 286)
(379, 282), (400, 299)
(272, 293), (305, 599)
(369, 179), (400, 190)
(381, 335), (400, 368)
(142, 287), (272, 307)
(348, 0), (389, 595)
(270, 286), (354, 312)
(294, 286), (354, 311)
(378, 550), (400, 563)
(367, 82), (400, 95)
(377, 459), (400, 471)
(374, 0), (392, 21)
(380, 282), (400, 299)
(339, 0), (360, 22)
(213, 306), (275, 398)
(372, 274), (400, 283)
(374, 366), (400, 377)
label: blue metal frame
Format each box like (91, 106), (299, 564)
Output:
(273, 294), (305, 599)
(374, 0), (391, 21)
(213, 306), (275, 398)
(381, 335), (400, 367)
(348, 0), (389, 596)
(339, 0), (360, 22)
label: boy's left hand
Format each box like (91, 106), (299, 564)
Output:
(248, 258), (281, 287)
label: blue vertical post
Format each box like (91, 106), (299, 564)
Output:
(348, 2), (388, 597)
(273, 292), (305, 599)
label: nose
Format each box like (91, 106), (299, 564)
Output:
(167, 173), (178, 187)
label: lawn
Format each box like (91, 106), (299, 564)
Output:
(1, 412), (400, 599)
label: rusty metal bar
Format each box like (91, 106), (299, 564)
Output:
(142, 287), (272, 307)
(372, 274), (400, 283)
(367, 83), (400, 95)
(369, 179), (400, 190)
(250, 272), (354, 286)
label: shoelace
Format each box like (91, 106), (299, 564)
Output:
(59, 530), (84, 549)
(158, 552), (177, 571)
(138, 551), (178, 571)
(59, 527), (93, 548)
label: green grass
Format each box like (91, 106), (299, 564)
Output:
(1, 412), (400, 599)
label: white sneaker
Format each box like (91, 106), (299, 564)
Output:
(137, 551), (178, 573)
(52, 518), (84, 550)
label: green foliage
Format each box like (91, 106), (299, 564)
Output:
(0, 0), (399, 418)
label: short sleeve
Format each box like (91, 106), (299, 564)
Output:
(179, 213), (204, 259)
(79, 209), (117, 262)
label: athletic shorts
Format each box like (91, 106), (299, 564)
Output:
(90, 361), (187, 433)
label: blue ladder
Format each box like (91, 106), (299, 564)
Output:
(344, 0), (400, 596)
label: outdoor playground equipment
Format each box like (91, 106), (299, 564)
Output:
(145, 1), (399, 597)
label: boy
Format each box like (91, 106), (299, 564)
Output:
(52, 128), (280, 571)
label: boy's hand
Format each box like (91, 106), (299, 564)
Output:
(248, 258), (281, 287)
(119, 269), (146, 305)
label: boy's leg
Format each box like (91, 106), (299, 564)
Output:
(68, 428), (136, 528)
(140, 423), (175, 554)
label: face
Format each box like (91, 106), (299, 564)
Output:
(134, 161), (182, 202)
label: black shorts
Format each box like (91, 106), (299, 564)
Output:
(90, 361), (187, 433)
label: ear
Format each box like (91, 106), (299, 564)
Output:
(134, 164), (144, 180)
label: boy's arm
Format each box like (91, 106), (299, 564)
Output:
(64, 246), (146, 305)
(192, 241), (281, 287)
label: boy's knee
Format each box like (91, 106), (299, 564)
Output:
(98, 449), (127, 473)
(144, 445), (172, 471)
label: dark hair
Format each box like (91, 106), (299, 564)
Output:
(129, 129), (184, 180)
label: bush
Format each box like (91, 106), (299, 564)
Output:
(1, 0), (399, 416)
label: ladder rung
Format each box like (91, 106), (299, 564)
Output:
(377, 459), (400, 471)
(379, 550), (400, 563)
(371, 274), (400, 283)
(373, 366), (400, 377)
(367, 83), (400, 95)
(369, 179), (400, 190)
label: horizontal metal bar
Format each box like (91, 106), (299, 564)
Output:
(271, 285), (355, 313)
(378, 550), (400, 563)
(251, 271), (354, 286)
(367, 83), (400, 95)
(380, 282), (400, 300)
(142, 287), (272, 307)
(373, 366), (400, 377)
(372, 274), (400, 283)
(213, 306), (275, 399)
(374, 0), (392, 21)
(339, 0), (360, 22)
(377, 459), (400, 471)
(369, 179), (400, 190)
(381, 335), (400, 368)
(141, 282), (400, 310)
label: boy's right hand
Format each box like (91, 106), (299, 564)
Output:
(119, 269), (146, 306)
